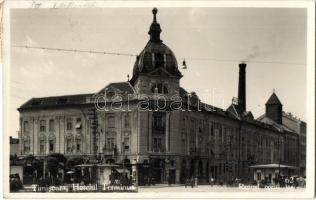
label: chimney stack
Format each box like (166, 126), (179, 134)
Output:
(238, 62), (246, 111)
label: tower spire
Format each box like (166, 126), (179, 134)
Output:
(153, 7), (157, 22)
(148, 8), (162, 43)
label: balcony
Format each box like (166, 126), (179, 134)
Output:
(151, 146), (166, 153)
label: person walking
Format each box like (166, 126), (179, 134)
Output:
(185, 178), (189, 188)
(190, 177), (194, 188)
(210, 177), (214, 187)
(194, 177), (198, 188)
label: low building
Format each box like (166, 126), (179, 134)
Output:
(10, 136), (20, 156)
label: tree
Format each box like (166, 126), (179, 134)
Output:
(45, 153), (67, 185)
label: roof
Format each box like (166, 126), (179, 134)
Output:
(179, 87), (189, 97)
(249, 164), (299, 170)
(266, 92), (282, 105)
(226, 104), (254, 120)
(10, 137), (19, 144)
(107, 82), (135, 94)
(131, 41), (182, 80)
(130, 8), (182, 83)
(93, 81), (135, 98)
(18, 93), (93, 110)
(257, 115), (294, 132)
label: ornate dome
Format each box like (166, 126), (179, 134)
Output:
(131, 8), (182, 82)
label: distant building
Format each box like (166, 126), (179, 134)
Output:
(282, 112), (306, 176)
(10, 136), (20, 156)
(17, 8), (303, 184)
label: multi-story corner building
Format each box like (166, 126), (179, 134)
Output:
(282, 112), (306, 176)
(17, 8), (302, 184)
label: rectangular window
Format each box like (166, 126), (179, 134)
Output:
(123, 137), (130, 152)
(40, 120), (46, 132)
(107, 138), (115, 150)
(77, 143), (81, 151)
(49, 119), (55, 131)
(66, 138), (72, 153)
(66, 118), (72, 130)
(76, 138), (81, 152)
(23, 141), (30, 153)
(39, 139), (45, 154)
(152, 113), (165, 131)
(124, 115), (130, 128)
(181, 138), (186, 153)
(49, 140), (54, 152)
(23, 121), (29, 132)
(108, 116), (115, 128)
(153, 138), (162, 152)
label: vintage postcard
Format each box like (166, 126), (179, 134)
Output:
(2, 0), (315, 199)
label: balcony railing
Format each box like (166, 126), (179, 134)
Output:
(151, 147), (165, 153)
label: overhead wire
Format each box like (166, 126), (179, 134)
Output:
(12, 44), (306, 66)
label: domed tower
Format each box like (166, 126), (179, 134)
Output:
(130, 8), (182, 98)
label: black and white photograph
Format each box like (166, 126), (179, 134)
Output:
(2, 1), (315, 199)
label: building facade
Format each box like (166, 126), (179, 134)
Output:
(17, 8), (302, 184)
(282, 112), (306, 176)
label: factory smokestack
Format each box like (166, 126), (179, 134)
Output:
(238, 62), (246, 112)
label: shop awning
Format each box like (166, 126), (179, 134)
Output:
(249, 164), (299, 170)
(114, 168), (129, 173)
(75, 163), (119, 168)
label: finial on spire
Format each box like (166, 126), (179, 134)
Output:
(273, 88), (275, 93)
(152, 8), (158, 22)
(148, 7), (162, 43)
(127, 74), (130, 81)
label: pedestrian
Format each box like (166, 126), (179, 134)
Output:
(190, 177), (194, 188)
(168, 175), (171, 186)
(210, 177), (214, 187)
(185, 178), (189, 188)
(194, 177), (198, 187)
(294, 177), (298, 189)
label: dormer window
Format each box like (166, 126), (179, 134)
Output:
(154, 53), (164, 68)
(143, 52), (153, 69)
(151, 83), (168, 94)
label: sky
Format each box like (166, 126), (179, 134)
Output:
(9, 7), (307, 137)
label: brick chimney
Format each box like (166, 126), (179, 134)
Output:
(238, 63), (246, 111)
